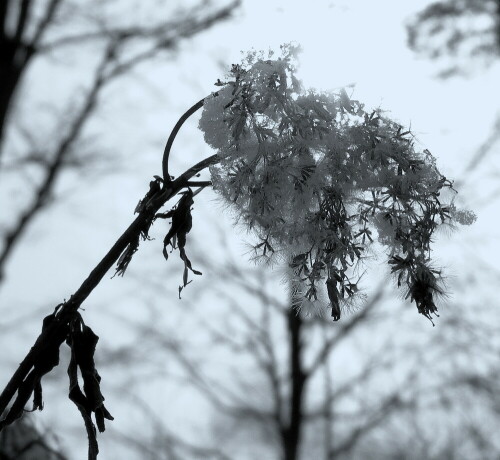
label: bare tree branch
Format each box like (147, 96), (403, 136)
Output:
(112, 391), (233, 460)
(305, 286), (385, 378)
(30, 0), (63, 47)
(38, 1), (240, 53)
(407, 0), (500, 77)
(0, 1), (241, 280)
(0, 39), (117, 280)
(456, 113), (500, 187)
(329, 393), (404, 459)
(13, 0), (32, 46)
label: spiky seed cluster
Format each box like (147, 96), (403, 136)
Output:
(199, 45), (475, 322)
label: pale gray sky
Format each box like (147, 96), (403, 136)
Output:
(1, 1), (499, 458)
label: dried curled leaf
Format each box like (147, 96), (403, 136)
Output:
(156, 188), (202, 297)
(67, 314), (113, 460)
(326, 278), (341, 321)
(114, 178), (161, 277)
(0, 305), (69, 431)
(134, 176), (163, 214)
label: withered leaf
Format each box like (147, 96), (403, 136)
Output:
(67, 315), (113, 460)
(326, 278), (341, 321)
(160, 189), (202, 295)
(0, 306), (69, 430)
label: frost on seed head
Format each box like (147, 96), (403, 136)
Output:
(199, 44), (475, 323)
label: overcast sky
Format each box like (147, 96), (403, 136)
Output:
(1, 1), (499, 458)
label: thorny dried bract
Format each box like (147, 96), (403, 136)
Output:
(199, 44), (475, 323)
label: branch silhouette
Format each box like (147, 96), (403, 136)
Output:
(0, 95), (218, 459)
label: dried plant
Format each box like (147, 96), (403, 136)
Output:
(0, 45), (474, 459)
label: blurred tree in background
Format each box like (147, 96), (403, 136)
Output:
(107, 251), (500, 460)
(407, 0), (500, 183)
(0, 417), (67, 459)
(84, 6), (500, 453)
(0, 0), (239, 456)
(0, 0), (239, 281)
(407, 0), (500, 78)
(406, 9), (500, 457)
(1, 1), (499, 459)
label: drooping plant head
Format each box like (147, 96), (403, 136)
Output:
(199, 44), (475, 324)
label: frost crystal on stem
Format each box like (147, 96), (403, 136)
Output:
(199, 45), (475, 323)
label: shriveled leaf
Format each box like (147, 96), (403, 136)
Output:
(67, 315), (113, 459)
(326, 278), (341, 321)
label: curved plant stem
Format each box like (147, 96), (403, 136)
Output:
(0, 153), (219, 420)
(162, 96), (213, 183)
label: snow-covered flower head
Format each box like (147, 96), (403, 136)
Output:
(199, 45), (475, 323)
